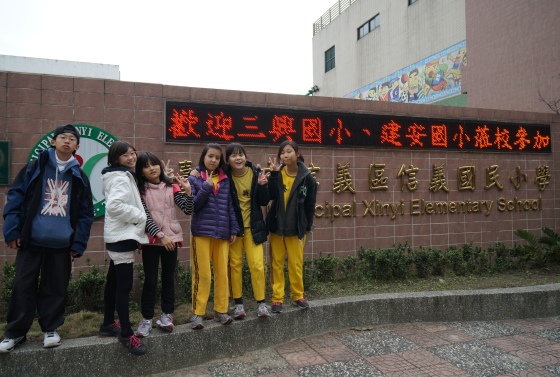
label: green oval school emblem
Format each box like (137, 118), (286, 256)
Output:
(28, 124), (117, 218)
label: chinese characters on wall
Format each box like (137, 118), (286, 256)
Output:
(314, 161), (550, 221)
(166, 102), (551, 153)
(166, 102), (552, 223)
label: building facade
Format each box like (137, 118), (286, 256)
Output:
(0, 54), (120, 80)
(312, 0), (560, 113)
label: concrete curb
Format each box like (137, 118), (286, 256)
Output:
(1, 283), (559, 377)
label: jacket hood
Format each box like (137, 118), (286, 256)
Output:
(102, 166), (131, 175)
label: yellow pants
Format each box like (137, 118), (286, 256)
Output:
(269, 233), (306, 303)
(191, 236), (229, 315)
(229, 228), (266, 302)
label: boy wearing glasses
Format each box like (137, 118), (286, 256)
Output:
(0, 124), (94, 353)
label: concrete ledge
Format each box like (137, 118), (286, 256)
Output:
(1, 283), (559, 376)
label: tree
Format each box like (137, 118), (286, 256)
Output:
(538, 74), (560, 114)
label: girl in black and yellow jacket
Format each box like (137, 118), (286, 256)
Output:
(225, 143), (271, 319)
(267, 140), (317, 313)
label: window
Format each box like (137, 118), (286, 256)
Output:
(325, 46), (335, 73)
(357, 14), (380, 40)
(408, 0), (419, 5)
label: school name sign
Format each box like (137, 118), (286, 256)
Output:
(315, 197), (542, 222)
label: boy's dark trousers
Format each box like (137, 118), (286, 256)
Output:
(4, 246), (71, 338)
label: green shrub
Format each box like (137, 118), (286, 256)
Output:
(391, 244), (411, 279)
(67, 263), (105, 313)
(314, 253), (339, 283)
(340, 256), (359, 281)
(3, 237), (556, 315)
(357, 247), (376, 280)
(1, 262), (16, 319)
(431, 248), (445, 276)
(476, 248), (491, 274)
(446, 246), (468, 276)
(241, 258), (252, 296)
(414, 247), (432, 278)
(175, 264), (192, 304)
(462, 243), (478, 273)
(302, 258), (314, 288)
(488, 242), (513, 272)
(515, 228), (560, 267)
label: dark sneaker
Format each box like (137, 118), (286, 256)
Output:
(0, 336), (26, 353)
(214, 312), (233, 325)
(293, 298), (310, 310)
(99, 321), (121, 337)
(271, 302), (284, 313)
(118, 334), (147, 356)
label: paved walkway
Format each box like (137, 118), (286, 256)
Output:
(153, 316), (560, 377)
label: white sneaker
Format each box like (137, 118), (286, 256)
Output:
(135, 319), (152, 338)
(43, 331), (61, 348)
(0, 336), (26, 353)
(233, 304), (246, 319)
(257, 302), (270, 318)
(191, 315), (204, 330)
(156, 313), (174, 332)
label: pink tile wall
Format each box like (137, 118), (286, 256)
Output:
(0, 72), (557, 273)
(466, 0), (560, 114)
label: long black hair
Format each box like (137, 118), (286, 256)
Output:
(135, 152), (173, 195)
(277, 140), (304, 163)
(198, 143), (225, 172)
(107, 141), (136, 167)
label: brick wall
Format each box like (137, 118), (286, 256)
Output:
(1, 71), (558, 274)
(465, 0), (560, 113)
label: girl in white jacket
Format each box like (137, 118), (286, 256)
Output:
(99, 141), (149, 356)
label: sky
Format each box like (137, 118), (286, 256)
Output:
(0, 0), (336, 95)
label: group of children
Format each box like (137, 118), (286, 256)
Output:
(0, 124), (317, 357)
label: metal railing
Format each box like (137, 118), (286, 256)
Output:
(313, 0), (358, 36)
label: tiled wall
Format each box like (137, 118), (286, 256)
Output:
(1, 71), (558, 274)
(465, 0), (560, 113)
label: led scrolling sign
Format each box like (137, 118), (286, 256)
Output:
(165, 102), (552, 153)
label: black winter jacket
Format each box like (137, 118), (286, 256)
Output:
(267, 162), (317, 240)
(2, 148), (94, 255)
(225, 162), (270, 245)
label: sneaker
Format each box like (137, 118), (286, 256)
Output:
(156, 313), (174, 332)
(99, 321), (121, 337)
(257, 302), (270, 318)
(293, 298), (310, 310)
(118, 334), (147, 356)
(0, 336), (26, 353)
(233, 304), (246, 320)
(43, 331), (61, 348)
(214, 312), (233, 325)
(271, 302), (284, 313)
(135, 319), (152, 338)
(191, 315), (204, 330)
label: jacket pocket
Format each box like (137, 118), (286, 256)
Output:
(31, 214), (73, 248)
